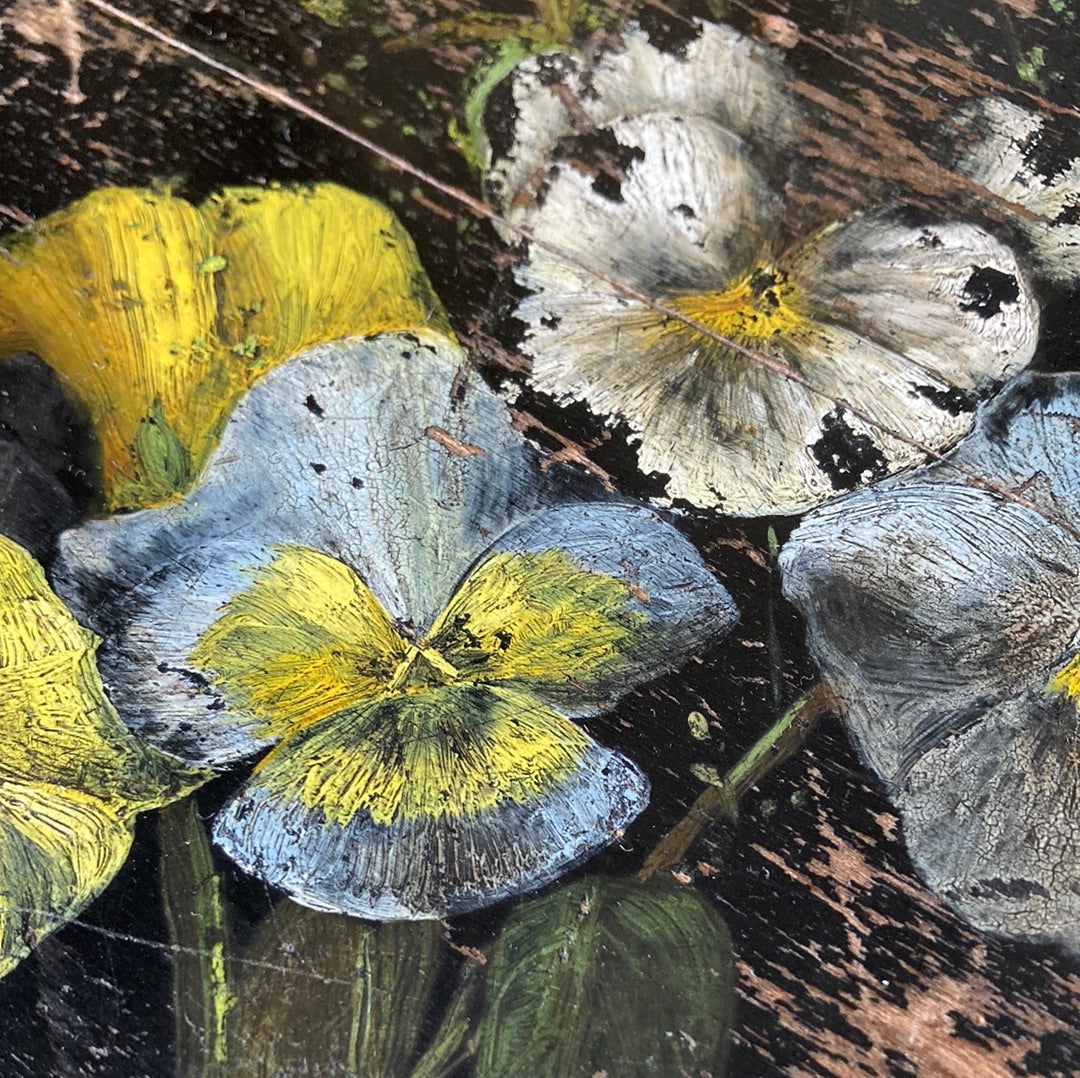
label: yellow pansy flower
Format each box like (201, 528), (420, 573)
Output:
(0, 534), (203, 976)
(0, 183), (449, 510)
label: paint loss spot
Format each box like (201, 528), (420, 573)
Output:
(970, 876), (1051, 900)
(912, 383), (977, 417)
(811, 408), (889, 491)
(637, 5), (704, 56)
(959, 266), (1020, 319)
(560, 129), (645, 204)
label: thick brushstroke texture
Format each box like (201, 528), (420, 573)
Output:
(520, 193), (1037, 513)
(781, 371), (1080, 951)
(55, 333), (553, 766)
(56, 335), (736, 918)
(213, 717), (646, 920)
(950, 97), (1080, 286)
(0, 183), (449, 509)
(498, 26), (1038, 515)
(0, 533), (200, 977)
(484, 19), (797, 218)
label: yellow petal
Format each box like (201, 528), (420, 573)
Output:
(203, 182), (453, 363)
(0, 532), (198, 807)
(213, 684), (646, 919)
(189, 544), (409, 741)
(0, 777), (132, 978)
(249, 684), (590, 827)
(0, 533), (205, 976)
(0, 187), (221, 509)
(0, 184), (451, 511)
(428, 547), (647, 689)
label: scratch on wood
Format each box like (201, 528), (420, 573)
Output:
(508, 407), (615, 492)
(424, 425), (485, 457)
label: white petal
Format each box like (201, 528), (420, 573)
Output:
(520, 209), (1037, 515)
(488, 21), (797, 214)
(955, 97), (1080, 285)
(796, 210), (1039, 384)
(515, 113), (780, 298)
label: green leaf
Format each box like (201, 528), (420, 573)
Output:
(227, 902), (458, 1076)
(475, 876), (735, 1077)
(133, 398), (193, 499)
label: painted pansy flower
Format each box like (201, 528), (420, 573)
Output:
(55, 332), (737, 919)
(482, 19), (797, 218)
(491, 25), (1039, 515)
(780, 372), (1080, 951)
(0, 533), (200, 975)
(949, 97), (1080, 287)
(0, 182), (449, 511)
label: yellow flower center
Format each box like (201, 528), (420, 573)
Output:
(385, 644), (462, 692)
(667, 264), (808, 348)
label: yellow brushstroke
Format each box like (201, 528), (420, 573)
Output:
(190, 546), (408, 740)
(0, 533), (206, 976)
(192, 543), (643, 823)
(665, 265), (809, 351)
(299, 0), (350, 26)
(0, 776), (131, 977)
(429, 548), (647, 686)
(0, 533), (198, 806)
(253, 685), (588, 826)
(1048, 653), (1080, 702)
(203, 183), (452, 364)
(0, 183), (451, 510)
(0, 187), (220, 509)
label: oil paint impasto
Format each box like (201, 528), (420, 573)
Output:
(485, 21), (1040, 514)
(782, 373), (1080, 952)
(1, 0), (1080, 1074)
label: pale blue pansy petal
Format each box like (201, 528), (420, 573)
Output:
(781, 482), (1080, 783)
(897, 688), (1080, 953)
(460, 501), (739, 716)
(212, 685), (650, 920)
(54, 332), (553, 766)
(780, 371), (1080, 949)
(940, 373), (1080, 521)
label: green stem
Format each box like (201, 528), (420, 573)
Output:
(456, 38), (532, 171)
(765, 525), (783, 708)
(638, 684), (835, 881)
(159, 798), (231, 1078)
(408, 961), (485, 1078)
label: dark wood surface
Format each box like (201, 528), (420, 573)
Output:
(0, 1), (1078, 1075)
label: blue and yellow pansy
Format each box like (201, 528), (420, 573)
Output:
(55, 325), (736, 918)
(0, 180), (736, 929)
